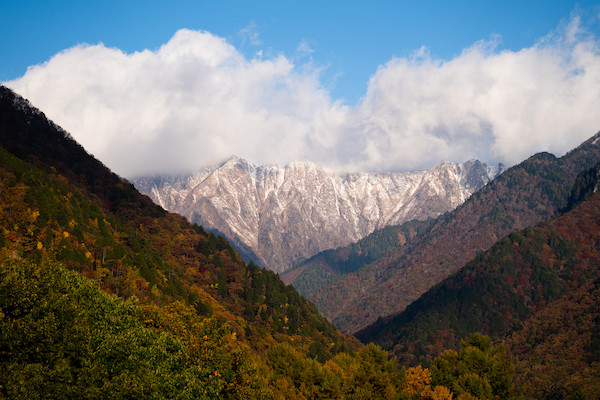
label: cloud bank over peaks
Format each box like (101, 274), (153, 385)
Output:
(348, 14), (600, 171)
(6, 14), (600, 177)
(7, 29), (346, 177)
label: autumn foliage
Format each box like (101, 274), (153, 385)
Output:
(2, 86), (599, 398)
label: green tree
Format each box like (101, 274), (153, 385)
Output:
(429, 333), (514, 400)
(0, 257), (266, 399)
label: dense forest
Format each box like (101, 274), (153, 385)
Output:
(356, 161), (600, 399)
(285, 220), (434, 294)
(5, 255), (520, 399)
(2, 85), (600, 399)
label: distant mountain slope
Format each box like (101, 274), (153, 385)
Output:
(505, 277), (600, 399)
(281, 219), (434, 292)
(354, 163), (600, 398)
(133, 157), (501, 272)
(300, 133), (600, 333)
(356, 189), (600, 355)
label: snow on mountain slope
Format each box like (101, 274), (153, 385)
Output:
(133, 157), (502, 272)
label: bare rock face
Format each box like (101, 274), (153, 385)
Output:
(133, 157), (502, 272)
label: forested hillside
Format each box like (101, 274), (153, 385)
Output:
(505, 277), (600, 398)
(296, 134), (600, 333)
(283, 219), (434, 295)
(0, 86), (349, 357)
(356, 162), (600, 399)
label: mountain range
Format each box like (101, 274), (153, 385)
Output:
(3, 85), (600, 398)
(284, 132), (600, 334)
(133, 157), (502, 272)
(355, 155), (600, 399)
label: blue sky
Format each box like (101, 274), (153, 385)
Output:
(4, 0), (598, 103)
(3, 1), (600, 176)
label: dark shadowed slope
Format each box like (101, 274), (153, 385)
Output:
(356, 161), (600, 370)
(301, 133), (600, 333)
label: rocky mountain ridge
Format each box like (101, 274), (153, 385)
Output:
(133, 157), (502, 272)
(293, 132), (600, 334)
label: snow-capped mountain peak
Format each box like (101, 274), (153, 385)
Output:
(133, 158), (502, 272)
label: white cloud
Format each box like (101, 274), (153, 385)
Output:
(297, 40), (315, 55)
(7, 29), (345, 176)
(348, 14), (600, 171)
(5, 14), (600, 177)
(239, 21), (262, 46)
